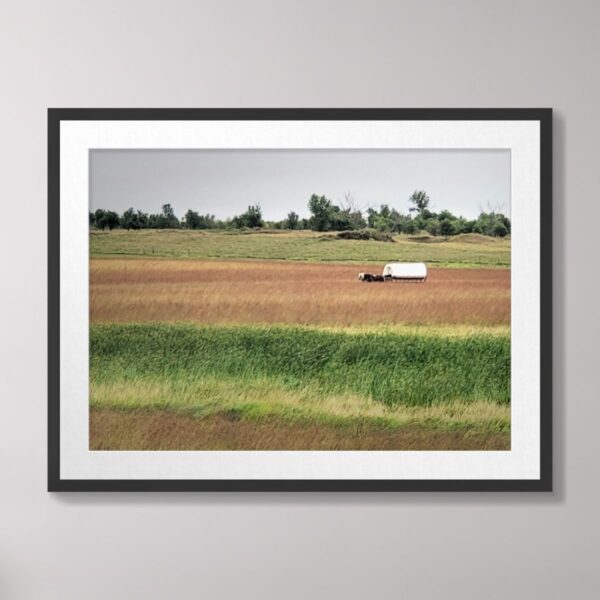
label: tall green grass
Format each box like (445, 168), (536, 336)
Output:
(91, 323), (510, 407)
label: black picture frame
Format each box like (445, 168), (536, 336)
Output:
(48, 108), (552, 492)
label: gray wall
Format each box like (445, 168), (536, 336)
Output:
(0, 1), (597, 598)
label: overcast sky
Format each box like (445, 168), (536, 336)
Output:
(90, 149), (510, 220)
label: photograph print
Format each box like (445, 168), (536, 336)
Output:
(89, 148), (511, 451)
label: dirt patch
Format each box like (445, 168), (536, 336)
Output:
(450, 233), (497, 244)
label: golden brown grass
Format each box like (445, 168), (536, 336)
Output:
(90, 258), (510, 326)
(91, 375), (510, 431)
(90, 408), (510, 451)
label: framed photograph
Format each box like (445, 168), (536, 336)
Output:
(48, 108), (552, 491)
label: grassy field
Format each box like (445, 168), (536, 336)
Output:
(91, 410), (509, 451)
(90, 324), (510, 450)
(90, 258), (510, 327)
(90, 229), (510, 268)
(89, 229), (511, 450)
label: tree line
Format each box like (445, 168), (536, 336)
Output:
(90, 190), (510, 237)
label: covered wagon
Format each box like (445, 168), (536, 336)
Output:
(382, 262), (427, 282)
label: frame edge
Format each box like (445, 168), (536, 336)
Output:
(47, 108), (553, 492)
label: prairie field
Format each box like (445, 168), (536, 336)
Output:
(91, 410), (509, 451)
(89, 230), (511, 450)
(90, 228), (510, 268)
(91, 258), (510, 327)
(90, 324), (510, 450)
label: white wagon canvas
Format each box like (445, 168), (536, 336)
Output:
(383, 262), (428, 281)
